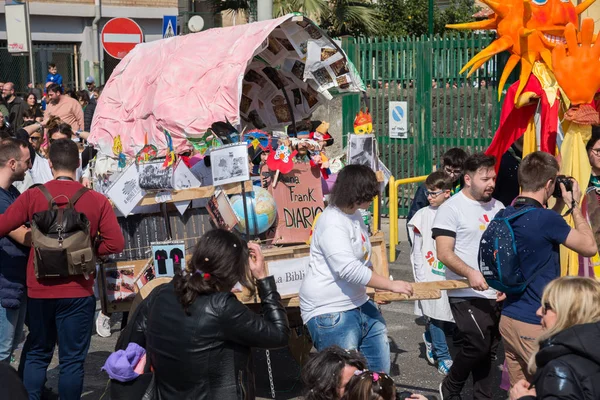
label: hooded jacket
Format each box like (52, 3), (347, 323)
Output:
(519, 321), (600, 400)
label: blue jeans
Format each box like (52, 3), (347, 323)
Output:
(22, 296), (95, 400)
(306, 300), (390, 373)
(427, 317), (452, 362)
(0, 292), (27, 363)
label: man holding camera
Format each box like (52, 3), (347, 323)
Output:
(498, 151), (597, 387)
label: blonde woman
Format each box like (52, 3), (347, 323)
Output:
(510, 276), (600, 400)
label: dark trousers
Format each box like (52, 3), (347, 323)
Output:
(443, 298), (501, 400)
(22, 296), (95, 400)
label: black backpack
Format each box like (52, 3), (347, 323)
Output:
(479, 206), (542, 294)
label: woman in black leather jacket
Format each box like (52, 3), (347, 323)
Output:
(510, 276), (600, 400)
(117, 229), (290, 399)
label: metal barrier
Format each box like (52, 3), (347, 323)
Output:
(389, 174), (428, 262)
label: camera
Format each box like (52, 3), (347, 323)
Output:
(552, 175), (573, 198)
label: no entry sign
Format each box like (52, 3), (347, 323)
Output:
(101, 18), (144, 60)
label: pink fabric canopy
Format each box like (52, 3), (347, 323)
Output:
(88, 15), (295, 157)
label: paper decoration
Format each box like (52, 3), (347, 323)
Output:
(210, 143), (250, 186)
(151, 241), (186, 277)
(174, 200), (191, 216)
(173, 160), (202, 190)
(106, 163), (146, 216)
(348, 134), (377, 171)
(135, 133), (158, 165)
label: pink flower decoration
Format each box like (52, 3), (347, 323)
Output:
(372, 372), (379, 382)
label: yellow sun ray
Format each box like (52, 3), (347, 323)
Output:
(446, 18), (498, 31)
(459, 36), (513, 75)
(498, 54), (521, 101)
(540, 48), (553, 70)
(516, 55), (535, 104)
(467, 57), (492, 78)
(576, 0), (597, 15)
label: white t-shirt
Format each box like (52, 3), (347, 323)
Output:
(408, 206), (454, 322)
(30, 153), (82, 185)
(432, 190), (504, 299)
(299, 206), (373, 322)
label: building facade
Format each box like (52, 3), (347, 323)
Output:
(0, 0), (177, 94)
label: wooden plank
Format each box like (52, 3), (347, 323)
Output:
(374, 289), (442, 302)
(135, 181), (253, 207)
(373, 280), (470, 302)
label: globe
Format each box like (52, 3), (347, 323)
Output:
(230, 187), (277, 235)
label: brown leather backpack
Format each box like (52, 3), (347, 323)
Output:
(31, 185), (95, 279)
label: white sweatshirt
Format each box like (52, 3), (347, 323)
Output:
(299, 206), (373, 323)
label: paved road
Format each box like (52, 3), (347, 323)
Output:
(14, 219), (508, 399)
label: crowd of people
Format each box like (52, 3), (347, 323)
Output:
(0, 64), (599, 400)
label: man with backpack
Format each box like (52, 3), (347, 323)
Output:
(483, 151), (596, 387)
(433, 153), (504, 400)
(0, 139), (124, 399)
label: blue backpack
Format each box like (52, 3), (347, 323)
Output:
(479, 207), (541, 294)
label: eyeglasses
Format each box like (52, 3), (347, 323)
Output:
(590, 148), (600, 157)
(425, 190), (445, 198)
(444, 166), (462, 176)
(542, 302), (553, 315)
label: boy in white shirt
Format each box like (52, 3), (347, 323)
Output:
(408, 171), (455, 376)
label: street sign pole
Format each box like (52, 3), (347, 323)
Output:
(25, 1), (34, 87)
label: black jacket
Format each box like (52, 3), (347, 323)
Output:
(6, 97), (27, 131)
(118, 276), (290, 400)
(83, 102), (96, 132)
(519, 321), (600, 400)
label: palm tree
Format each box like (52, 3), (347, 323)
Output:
(273, 0), (380, 37)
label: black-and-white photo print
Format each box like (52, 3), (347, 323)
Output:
(210, 143), (250, 186)
(348, 134), (376, 171)
(138, 161), (175, 190)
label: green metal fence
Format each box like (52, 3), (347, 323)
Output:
(342, 33), (517, 216)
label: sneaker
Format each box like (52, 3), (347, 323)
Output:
(438, 359), (453, 376)
(423, 332), (435, 365)
(96, 312), (112, 338)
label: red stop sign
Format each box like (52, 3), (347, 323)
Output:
(101, 18), (144, 60)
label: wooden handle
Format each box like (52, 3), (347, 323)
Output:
(272, 170), (280, 188)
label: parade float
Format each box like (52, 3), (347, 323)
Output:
(450, 0), (600, 278)
(86, 14), (392, 318)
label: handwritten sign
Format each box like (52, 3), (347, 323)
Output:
(267, 257), (309, 297)
(264, 162), (324, 244)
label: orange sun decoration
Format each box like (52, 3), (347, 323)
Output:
(448, 0), (596, 100)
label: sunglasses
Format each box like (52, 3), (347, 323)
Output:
(29, 136), (41, 142)
(425, 189), (445, 198)
(591, 148), (600, 157)
(542, 302), (553, 315)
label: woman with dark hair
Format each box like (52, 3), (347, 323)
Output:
(299, 164), (413, 374)
(342, 371), (430, 400)
(25, 92), (43, 122)
(117, 229), (290, 399)
(302, 345), (367, 400)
